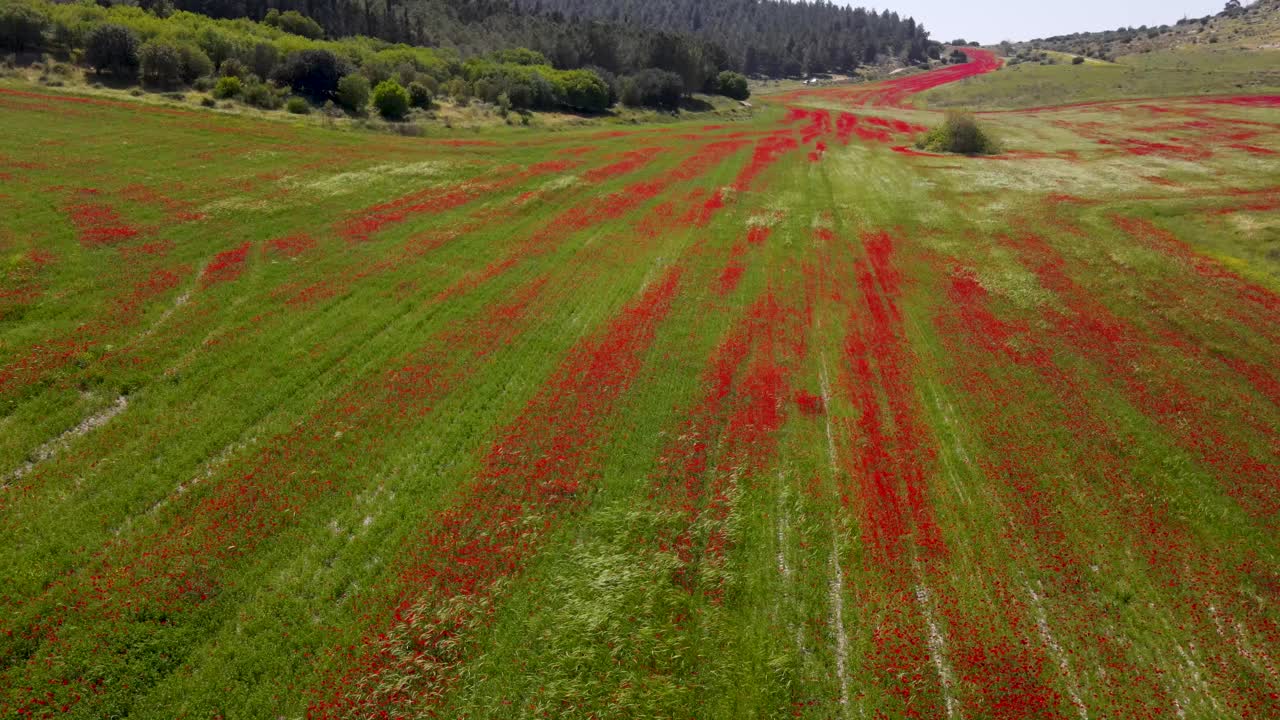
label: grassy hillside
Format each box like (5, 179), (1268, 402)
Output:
(923, 46), (1280, 108)
(1022, 0), (1280, 57)
(924, 1), (1280, 109)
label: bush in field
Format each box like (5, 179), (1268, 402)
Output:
(714, 70), (750, 100)
(372, 78), (409, 119)
(86, 24), (139, 77)
(139, 40), (183, 88)
(273, 48), (346, 102)
(212, 74), (241, 98)
(916, 111), (999, 155)
(408, 80), (432, 109)
(336, 73), (369, 112)
(285, 96), (309, 114)
(0, 3), (47, 53)
(621, 68), (683, 110)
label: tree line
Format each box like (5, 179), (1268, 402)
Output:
(148, 0), (939, 81)
(514, 0), (940, 76)
(1, 0), (759, 115)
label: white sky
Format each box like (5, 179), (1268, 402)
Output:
(860, 1), (1246, 44)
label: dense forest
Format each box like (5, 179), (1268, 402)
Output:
(514, 0), (940, 76)
(152, 0), (940, 78)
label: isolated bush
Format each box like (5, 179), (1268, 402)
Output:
(371, 78), (409, 119)
(199, 95), (216, 107)
(0, 3), (48, 53)
(285, 96), (309, 114)
(336, 72), (369, 112)
(715, 70), (749, 100)
(1072, 55), (1085, 65)
(139, 40), (183, 88)
(212, 74), (241, 98)
(273, 48), (346, 102)
(916, 111), (999, 155)
(86, 24), (139, 77)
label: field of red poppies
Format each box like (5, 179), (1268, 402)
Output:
(1, 50), (1278, 719)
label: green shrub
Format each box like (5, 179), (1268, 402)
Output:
(372, 78), (409, 119)
(621, 69), (683, 109)
(212, 74), (241, 98)
(200, 95), (216, 107)
(489, 48), (548, 66)
(139, 40), (183, 88)
(715, 70), (750, 100)
(336, 73), (369, 112)
(916, 111), (999, 155)
(242, 79), (283, 109)
(0, 3), (48, 53)
(194, 26), (235, 67)
(408, 80), (432, 109)
(445, 76), (470, 102)
(249, 42), (277, 80)
(1072, 56), (1085, 65)
(264, 9), (324, 40)
(274, 49), (347, 102)
(86, 23), (139, 77)
(558, 69), (609, 112)
(176, 43), (212, 84)
(285, 96), (309, 114)
(395, 62), (416, 85)
(219, 57), (247, 79)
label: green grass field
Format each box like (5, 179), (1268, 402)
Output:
(1, 49), (1279, 719)
(923, 46), (1280, 109)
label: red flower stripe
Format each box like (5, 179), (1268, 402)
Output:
(307, 265), (685, 718)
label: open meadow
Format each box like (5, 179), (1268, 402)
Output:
(1, 46), (1279, 719)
